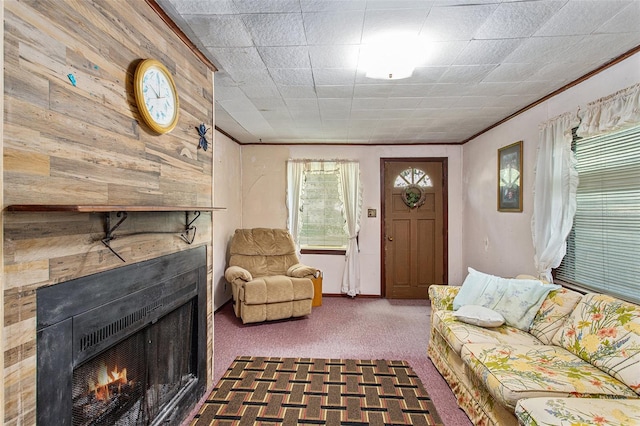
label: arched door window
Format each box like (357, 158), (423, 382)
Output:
(394, 167), (432, 208)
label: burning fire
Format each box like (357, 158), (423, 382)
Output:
(88, 362), (128, 401)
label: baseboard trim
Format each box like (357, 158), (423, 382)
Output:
(214, 297), (233, 313)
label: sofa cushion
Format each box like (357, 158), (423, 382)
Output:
(230, 253), (299, 277)
(515, 397), (640, 426)
(529, 287), (583, 344)
(240, 276), (313, 305)
(290, 277), (314, 300)
(433, 311), (543, 355)
(552, 293), (640, 395)
(453, 268), (561, 331)
(461, 343), (638, 410)
(239, 299), (312, 324)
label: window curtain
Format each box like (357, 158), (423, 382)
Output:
(531, 111), (579, 282)
(337, 162), (363, 297)
(286, 160), (305, 253)
(577, 83), (640, 138)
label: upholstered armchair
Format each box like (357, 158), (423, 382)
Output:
(224, 228), (319, 324)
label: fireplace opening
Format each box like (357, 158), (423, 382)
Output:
(73, 331), (145, 425)
(72, 299), (196, 426)
(37, 248), (207, 426)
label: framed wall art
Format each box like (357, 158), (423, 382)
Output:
(497, 141), (523, 212)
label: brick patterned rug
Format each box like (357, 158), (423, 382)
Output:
(190, 356), (443, 425)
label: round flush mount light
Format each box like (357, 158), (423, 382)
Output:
(360, 33), (430, 80)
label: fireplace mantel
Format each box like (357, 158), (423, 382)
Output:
(5, 204), (225, 212)
(6, 204), (226, 261)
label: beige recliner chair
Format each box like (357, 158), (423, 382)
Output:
(224, 228), (319, 324)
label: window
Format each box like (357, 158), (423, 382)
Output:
(394, 167), (433, 208)
(555, 125), (640, 303)
(287, 160), (362, 253)
(299, 166), (348, 250)
(394, 167), (433, 188)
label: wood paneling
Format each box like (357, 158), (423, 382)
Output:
(2, 1), (216, 423)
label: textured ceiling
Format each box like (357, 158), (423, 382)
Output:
(157, 0), (640, 144)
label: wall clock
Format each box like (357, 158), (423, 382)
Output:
(133, 59), (179, 134)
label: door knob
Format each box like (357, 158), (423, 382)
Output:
(388, 236), (394, 241)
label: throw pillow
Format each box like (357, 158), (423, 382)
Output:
(453, 267), (561, 331)
(453, 267), (496, 310)
(453, 305), (505, 328)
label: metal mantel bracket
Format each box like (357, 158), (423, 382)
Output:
(100, 210), (204, 262)
(180, 211), (200, 244)
(101, 211), (128, 262)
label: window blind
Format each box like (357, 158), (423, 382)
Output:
(555, 125), (640, 303)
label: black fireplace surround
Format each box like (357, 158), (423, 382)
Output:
(36, 247), (207, 425)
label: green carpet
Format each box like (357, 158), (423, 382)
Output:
(191, 356), (444, 425)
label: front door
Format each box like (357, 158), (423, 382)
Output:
(382, 159), (447, 298)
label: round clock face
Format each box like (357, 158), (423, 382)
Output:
(142, 67), (176, 125)
(134, 59), (179, 134)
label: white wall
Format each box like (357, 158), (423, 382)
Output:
(463, 52), (640, 279)
(216, 53), (640, 299)
(241, 145), (291, 229)
(213, 130), (242, 310)
(241, 144), (464, 294)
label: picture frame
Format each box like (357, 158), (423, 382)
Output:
(497, 141), (523, 212)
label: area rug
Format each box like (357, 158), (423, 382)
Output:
(190, 356), (443, 425)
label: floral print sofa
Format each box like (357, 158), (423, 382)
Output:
(428, 284), (640, 426)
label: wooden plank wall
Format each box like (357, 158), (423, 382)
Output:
(2, 1), (216, 423)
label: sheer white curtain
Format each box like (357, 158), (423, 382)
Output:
(337, 162), (363, 297)
(577, 83), (640, 137)
(532, 83), (640, 282)
(286, 160), (305, 253)
(531, 112), (579, 282)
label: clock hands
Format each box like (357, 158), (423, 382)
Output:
(149, 83), (161, 99)
(146, 71), (165, 100)
(154, 72), (166, 100)
(144, 70), (174, 124)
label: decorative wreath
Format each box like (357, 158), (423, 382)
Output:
(402, 184), (426, 208)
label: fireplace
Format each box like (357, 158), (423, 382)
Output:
(36, 247), (207, 425)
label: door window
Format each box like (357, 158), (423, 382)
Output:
(394, 167), (433, 188)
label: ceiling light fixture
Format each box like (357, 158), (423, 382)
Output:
(360, 33), (429, 80)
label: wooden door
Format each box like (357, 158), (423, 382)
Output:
(382, 159), (447, 298)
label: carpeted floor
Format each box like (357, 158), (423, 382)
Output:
(190, 356), (443, 425)
(182, 297), (473, 426)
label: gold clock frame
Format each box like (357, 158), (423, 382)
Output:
(133, 59), (179, 134)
